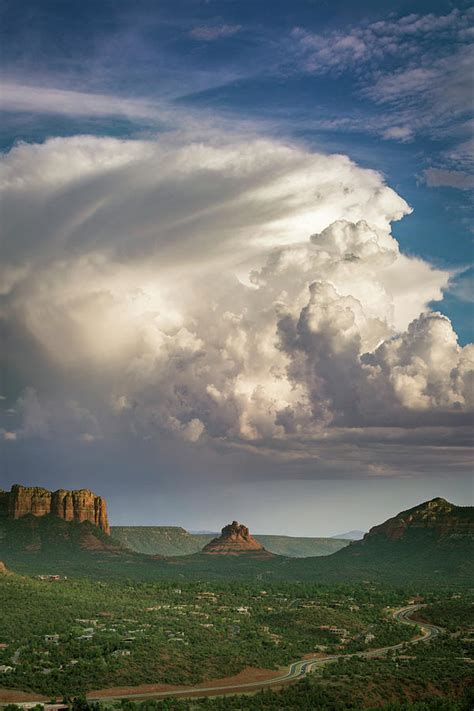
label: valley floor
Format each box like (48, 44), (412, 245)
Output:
(0, 574), (472, 709)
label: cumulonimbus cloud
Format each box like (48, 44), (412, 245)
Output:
(0, 134), (471, 457)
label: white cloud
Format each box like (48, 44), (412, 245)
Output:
(79, 432), (100, 443)
(364, 312), (473, 413)
(382, 126), (413, 142)
(0, 133), (470, 462)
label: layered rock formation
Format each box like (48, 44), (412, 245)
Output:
(364, 497), (474, 542)
(202, 521), (270, 555)
(0, 485), (110, 535)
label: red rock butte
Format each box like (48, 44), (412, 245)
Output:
(0, 484), (110, 535)
(202, 521), (270, 555)
(364, 497), (474, 542)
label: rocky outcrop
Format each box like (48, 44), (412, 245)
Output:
(202, 521), (270, 555)
(363, 498), (474, 542)
(0, 485), (110, 535)
(0, 490), (9, 518)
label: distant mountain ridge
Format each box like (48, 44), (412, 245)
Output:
(331, 530), (366, 540)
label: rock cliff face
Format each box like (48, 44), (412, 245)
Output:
(202, 521), (270, 555)
(0, 485), (110, 535)
(363, 498), (474, 542)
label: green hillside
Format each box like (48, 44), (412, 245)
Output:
(111, 526), (202, 555)
(257, 534), (349, 557)
(3, 534), (472, 590)
(1, 499), (472, 588)
(279, 499), (474, 586)
(283, 528), (474, 586)
(0, 514), (123, 554)
(111, 526), (350, 557)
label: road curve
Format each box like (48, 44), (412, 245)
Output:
(4, 605), (443, 706)
(83, 604), (443, 703)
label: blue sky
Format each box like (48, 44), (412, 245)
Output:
(0, 0), (472, 530)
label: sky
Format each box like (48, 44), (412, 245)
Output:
(0, 0), (473, 535)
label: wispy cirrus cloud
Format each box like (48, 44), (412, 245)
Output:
(366, 45), (473, 120)
(0, 81), (160, 119)
(445, 136), (474, 167)
(423, 167), (474, 190)
(189, 24), (241, 41)
(289, 7), (474, 186)
(291, 8), (471, 76)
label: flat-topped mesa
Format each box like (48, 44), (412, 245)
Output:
(0, 485), (110, 535)
(202, 520), (268, 555)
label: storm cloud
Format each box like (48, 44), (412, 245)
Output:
(0, 133), (471, 480)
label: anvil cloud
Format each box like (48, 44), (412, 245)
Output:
(1, 133), (471, 466)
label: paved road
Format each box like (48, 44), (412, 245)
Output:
(83, 604), (443, 703)
(7, 604), (443, 706)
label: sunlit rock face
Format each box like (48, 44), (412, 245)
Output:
(0, 484), (110, 535)
(363, 498), (474, 541)
(202, 520), (269, 555)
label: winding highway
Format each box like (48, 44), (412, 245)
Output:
(3, 605), (442, 706)
(80, 604), (443, 703)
